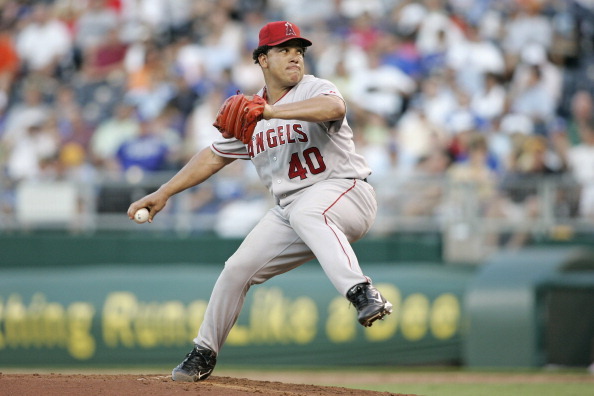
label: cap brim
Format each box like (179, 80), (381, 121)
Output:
(268, 37), (312, 47)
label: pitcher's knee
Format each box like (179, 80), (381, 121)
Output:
(222, 258), (269, 287)
(220, 261), (251, 288)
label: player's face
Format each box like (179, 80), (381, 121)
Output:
(261, 43), (305, 87)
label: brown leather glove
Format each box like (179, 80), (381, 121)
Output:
(213, 94), (266, 144)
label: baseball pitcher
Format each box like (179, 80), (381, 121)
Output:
(127, 20), (393, 382)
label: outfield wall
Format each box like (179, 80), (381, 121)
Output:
(1, 233), (593, 368)
(0, 232), (444, 268)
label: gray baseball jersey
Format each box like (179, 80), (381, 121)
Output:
(211, 74), (371, 206)
(196, 74), (378, 353)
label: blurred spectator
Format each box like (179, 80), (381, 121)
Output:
(0, 24), (19, 111)
(417, 73), (458, 129)
(449, 0), (493, 26)
(199, 8), (243, 80)
(471, 72), (506, 122)
(55, 84), (90, 140)
(212, 166), (270, 238)
(416, 0), (464, 57)
(345, 12), (382, 51)
(509, 64), (556, 135)
(399, 148), (453, 218)
(419, 26), (449, 77)
(355, 112), (394, 179)
(566, 120), (594, 219)
(58, 138), (97, 184)
(2, 84), (51, 144)
(379, 31), (424, 81)
(166, 74), (201, 127)
(572, 0), (594, 58)
(565, 90), (594, 146)
(314, 37), (368, 81)
(323, 59), (354, 104)
(184, 86), (226, 158)
(15, 3), (72, 77)
(444, 132), (500, 250)
(73, 0), (119, 59)
(59, 109), (95, 159)
(502, 1), (553, 62)
(446, 22), (506, 95)
(505, 134), (564, 185)
(125, 45), (175, 121)
(487, 113), (534, 172)
(115, 118), (170, 173)
(392, 2), (427, 39)
(350, 48), (416, 125)
(340, 0), (385, 19)
(217, 68), (242, 101)
(119, 0), (193, 40)
(172, 34), (207, 89)
(231, 46), (266, 94)
(492, 135), (566, 248)
(444, 91), (485, 162)
(511, 43), (563, 107)
(89, 102), (139, 170)
(125, 41), (166, 93)
(81, 27), (128, 82)
(447, 132), (498, 203)
(5, 118), (60, 181)
(152, 106), (184, 169)
(272, 0), (337, 27)
(395, 103), (448, 174)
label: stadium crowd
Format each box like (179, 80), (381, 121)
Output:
(0, 0), (593, 239)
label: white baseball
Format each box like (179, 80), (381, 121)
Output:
(134, 208), (150, 224)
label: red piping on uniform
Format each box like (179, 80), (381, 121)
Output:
(322, 179), (357, 269)
(210, 144), (250, 158)
(263, 86), (293, 104)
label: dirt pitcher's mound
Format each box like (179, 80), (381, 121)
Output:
(0, 373), (415, 396)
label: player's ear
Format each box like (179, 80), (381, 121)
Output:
(258, 53), (268, 68)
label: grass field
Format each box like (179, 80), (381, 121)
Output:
(353, 383), (592, 396)
(217, 366), (594, 396)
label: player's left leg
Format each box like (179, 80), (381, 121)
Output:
(287, 178), (392, 327)
(287, 179), (375, 293)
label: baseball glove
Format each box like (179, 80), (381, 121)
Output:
(213, 94), (266, 144)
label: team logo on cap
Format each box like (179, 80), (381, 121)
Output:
(285, 22), (296, 37)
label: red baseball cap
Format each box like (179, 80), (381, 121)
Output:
(258, 21), (312, 47)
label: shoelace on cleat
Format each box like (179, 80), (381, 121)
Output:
(180, 348), (212, 371)
(349, 286), (369, 310)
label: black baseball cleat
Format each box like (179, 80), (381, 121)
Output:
(346, 283), (393, 327)
(171, 345), (217, 382)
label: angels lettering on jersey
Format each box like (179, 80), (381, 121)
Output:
(247, 122), (307, 158)
(247, 123), (327, 181)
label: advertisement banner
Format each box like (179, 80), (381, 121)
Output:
(0, 263), (472, 367)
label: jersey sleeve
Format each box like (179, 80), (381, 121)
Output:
(210, 137), (250, 160)
(305, 77), (346, 133)
(309, 78), (344, 100)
